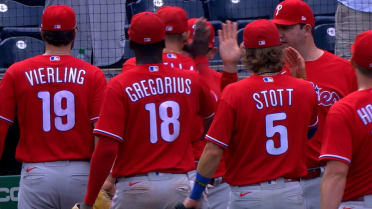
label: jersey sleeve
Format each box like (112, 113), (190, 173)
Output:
(205, 87), (236, 149)
(0, 71), (16, 124)
(319, 104), (352, 165)
(89, 69), (107, 122)
(197, 75), (217, 119)
(93, 79), (127, 142)
(220, 71), (238, 91)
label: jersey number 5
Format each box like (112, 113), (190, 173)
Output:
(265, 112), (288, 155)
(145, 101), (180, 144)
(38, 90), (75, 132)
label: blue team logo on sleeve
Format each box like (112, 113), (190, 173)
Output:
(166, 53), (177, 59)
(50, 56), (60, 61)
(263, 77), (274, 82)
(149, 66), (159, 72)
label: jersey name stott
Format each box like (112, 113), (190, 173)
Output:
(357, 104), (372, 125)
(252, 88), (294, 110)
(25, 67), (86, 86)
(126, 77), (192, 102)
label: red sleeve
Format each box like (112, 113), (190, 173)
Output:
(93, 79), (128, 142)
(205, 87), (236, 149)
(0, 71), (16, 124)
(220, 71), (238, 91)
(89, 69), (107, 122)
(197, 75), (217, 119)
(319, 104), (352, 165)
(0, 120), (10, 159)
(84, 136), (119, 205)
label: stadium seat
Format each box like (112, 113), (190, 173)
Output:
(314, 15), (335, 25)
(0, 0), (44, 27)
(237, 19), (253, 29)
(127, 0), (205, 21)
(209, 36), (222, 66)
(0, 36), (44, 68)
(123, 40), (134, 60)
(304, 0), (337, 16)
(314, 23), (335, 53)
(0, 27), (41, 40)
(237, 27), (244, 46)
(13, 0), (45, 6)
(210, 20), (222, 33)
(205, 0), (280, 21)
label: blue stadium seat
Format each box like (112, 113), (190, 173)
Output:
(0, 0), (44, 27)
(0, 27), (41, 40)
(314, 23), (335, 53)
(123, 40), (134, 60)
(236, 19), (253, 30)
(304, 0), (337, 16)
(314, 15), (335, 25)
(210, 20), (222, 33)
(0, 36), (44, 68)
(127, 0), (205, 22)
(205, 0), (280, 21)
(237, 27), (244, 46)
(13, 0), (45, 6)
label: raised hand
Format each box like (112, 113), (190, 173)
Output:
(284, 46), (306, 80)
(219, 20), (241, 73)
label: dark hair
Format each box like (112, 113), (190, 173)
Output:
(41, 30), (75, 46)
(354, 62), (372, 77)
(129, 40), (165, 56)
(241, 45), (284, 74)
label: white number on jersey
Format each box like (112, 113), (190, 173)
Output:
(145, 101), (180, 143)
(265, 112), (288, 155)
(38, 90), (75, 132)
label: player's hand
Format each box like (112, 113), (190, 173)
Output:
(182, 197), (201, 209)
(72, 202), (93, 209)
(189, 18), (210, 57)
(219, 20), (240, 73)
(102, 173), (116, 199)
(284, 46), (306, 80)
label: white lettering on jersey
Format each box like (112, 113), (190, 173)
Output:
(125, 77), (192, 102)
(357, 104), (372, 125)
(25, 67), (86, 86)
(253, 88), (293, 110)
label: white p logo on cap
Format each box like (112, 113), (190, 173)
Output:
(275, 4), (283, 16)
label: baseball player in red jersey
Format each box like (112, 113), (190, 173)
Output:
(75, 12), (216, 209)
(320, 30), (372, 209)
(186, 18), (240, 209)
(122, 6), (195, 72)
(272, 1), (358, 208)
(0, 5), (106, 209)
(181, 19), (319, 209)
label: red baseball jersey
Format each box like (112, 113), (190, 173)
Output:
(93, 63), (216, 178)
(320, 89), (372, 201)
(191, 57), (237, 178)
(122, 52), (195, 72)
(0, 55), (106, 162)
(206, 74), (318, 186)
(283, 51), (357, 168)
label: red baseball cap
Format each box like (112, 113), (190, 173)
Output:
(272, 0), (315, 27)
(156, 6), (188, 34)
(351, 30), (372, 70)
(243, 19), (281, 49)
(129, 12), (165, 44)
(187, 18), (215, 48)
(41, 5), (76, 31)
